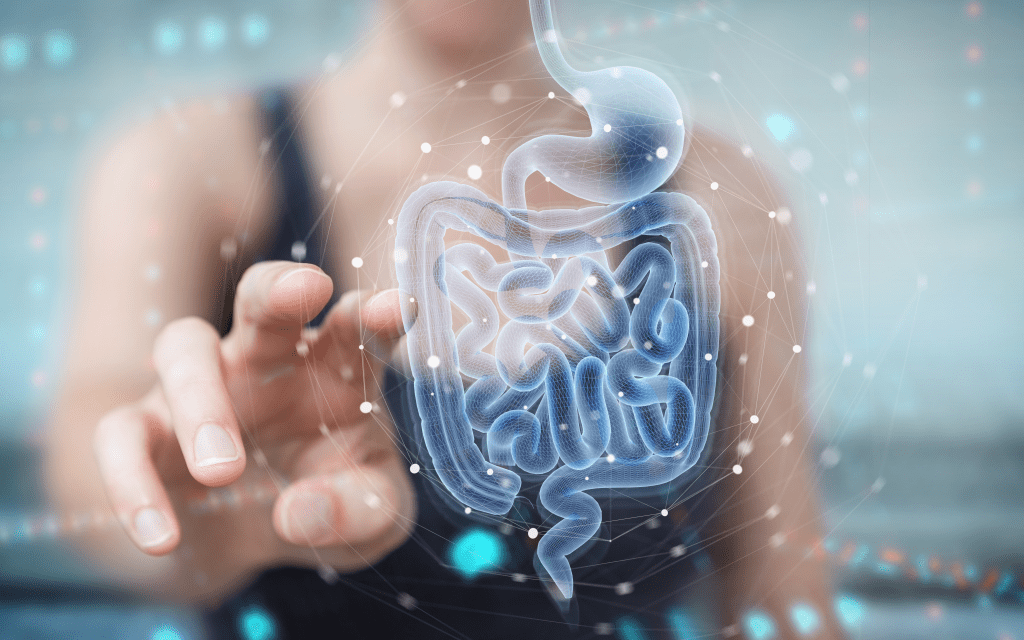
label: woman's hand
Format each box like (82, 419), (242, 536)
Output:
(92, 261), (416, 577)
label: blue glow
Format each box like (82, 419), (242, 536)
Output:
(448, 528), (507, 580)
(966, 134), (983, 153)
(742, 609), (777, 640)
(965, 89), (983, 108)
(199, 17), (227, 51)
(150, 625), (183, 640)
(789, 602), (821, 636)
(43, 30), (75, 66)
(666, 607), (700, 639)
(154, 22), (184, 55)
(765, 114), (795, 141)
(238, 605), (276, 640)
(242, 14), (270, 46)
(1, 34), (29, 70)
(617, 616), (650, 640)
(834, 594), (865, 629)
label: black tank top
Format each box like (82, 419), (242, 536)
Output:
(208, 90), (723, 640)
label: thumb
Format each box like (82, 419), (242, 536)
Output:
(273, 460), (413, 549)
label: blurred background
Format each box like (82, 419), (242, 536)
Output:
(1, 0), (1022, 638)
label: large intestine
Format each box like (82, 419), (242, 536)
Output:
(393, 0), (720, 599)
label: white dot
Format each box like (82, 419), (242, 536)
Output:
(769, 210), (776, 219)
(709, 71), (722, 82)
(481, 135), (490, 145)
(750, 414), (760, 424)
(486, 468), (494, 476)
(358, 344), (364, 350)
(765, 505), (780, 519)
(742, 145), (754, 158)
(676, 118), (684, 126)
(704, 353), (713, 361)
(360, 401), (372, 414)
(710, 181), (719, 190)
(545, 176), (551, 182)
(618, 391), (624, 397)
(351, 256), (363, 268)
(733, 464), (743, 475)
(387, 218), (394, 225)
(656, 146), (668, 159)
(389, 91), (406, 108)
(701, 260), (708, 268)
(737, 439), (754, 457)
(607, 454), (616, 463)
(548, 91), (555, 99)
(586, 275), (598, 287)
(633, 297), (640, 305)
(603, 123), (611, 132)
(781, 432), (794, 446)
(742, 315), (755, 327)
(738, 353), (748, 365)
(464, 507), (472, 515)
(420, 142), (432, 153)
(792, 344), (802, 353)
(427, 355), (440, 368)
(528, 528), (538, 539)
(644, 341), (653, 350)
(767, 291), (775, 299)
(467, 165), (482, 180)
(661, 509), (669, 517)
(409, 463), (420, 474)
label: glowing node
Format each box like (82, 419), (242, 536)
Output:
(806, 281), (816, 295)
(742, 609), (777, 640)
(737, 439), (753, 457)
(528, 527), (538, 539)
(467, 165), (483, 180)
(44, 30), (76, 66)
(398, 592), (417, 610)
(615, 582), (634, 595)
(781, 432), (794, 446)
(656, 146), (669, 159)
(733, 464), (743, 475)
(241, 14), (270, 47)
(359, 401), (372, 414)
(490, 83), (512, 105)
(750, 415), (759, 424)
(768, 210), (776, 219)
(464, 507), (472, 514)
(198, 16), (228, 51)
(486, 468), (494, 475)
(709, 71), (722, 83)
(548, 91), (555, 99)
(742, 315), (755, 327)
(388, 218), (394, 225)
(449, 528), (506, 580)
(351, 256), (363, 268)
(420, 142), (432, 153)
(738, 353), (748, 365)
(704, 353), (712, 361)
(237, 605), (276, 640)
(670, 544), (686, 558)
(765, 504), (780, 519)
(427, 355), (440, 368)
(766, 114), (794, 142)
(819, 447), (841, 468)
(606, 454), (616, 463)
(150, 625), (184, 640)
(710, 181), (719, 190)
(409, 463), (420, 474)
(701, 260), (708, 268)
(792, 344), (802, 353)
(389, 91), (406, 108)
(481, 135), (490, 145)
(789, 602), (821, 636)
(1, 34), (29, 70)
(741, 145), (754, 158)
(834, 594), (865, 629)
(767, 290), (775, 299)
(154, 22), (184, 55)
(358, 344), (364, 350)
(603, 124), (611, 133)
(661, 509), (669, 517)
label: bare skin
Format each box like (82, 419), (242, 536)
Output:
(48, 0), (843, 636)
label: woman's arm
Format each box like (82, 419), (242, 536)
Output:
(677, 129), (844, 638)
(46, 97), (279, 599)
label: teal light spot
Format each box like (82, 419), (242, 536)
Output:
(154, 22), (184, 55)
(150, 625), (183, 640)
(44, 30), (75, 66)
(765, 114), (794, 142)
(2, 34), (30, 69)
(448, 527), (506, 580)
(199, 17), (227, 51)
(666, 607), (700, 639)
(617, 616), (650, 640)
(834, 594), (864, 629)
(742, 609), (777, 640)
(238, 605), (276, 640)
(789, 602), (821, 636)
(242, 14), (270, 46)
(966, 135), (982, 153)
(966, 89), (983, 108)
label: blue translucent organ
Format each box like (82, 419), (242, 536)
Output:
(393, 0), (720, 599)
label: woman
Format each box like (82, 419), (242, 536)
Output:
(48, 1), (843, 637)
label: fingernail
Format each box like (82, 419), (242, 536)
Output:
(194, 423), (239, 467)
(283, 491), (336, 545)
(276, 267), (330, 287)
(332, 472), (394, 539)
(134, 507), (172, 547)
